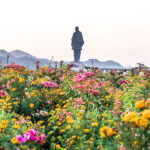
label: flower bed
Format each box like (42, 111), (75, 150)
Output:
(0, 63), (149, 149)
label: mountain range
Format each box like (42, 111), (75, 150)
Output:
(0, 49), (126, 69)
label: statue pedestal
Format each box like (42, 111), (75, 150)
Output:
(70, 61), (86, 72)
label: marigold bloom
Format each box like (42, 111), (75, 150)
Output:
(56, 144), (61, 149)
(122, 112), (138, 124)
(66, 125), (71, 130)
(138, 117), (148, 127)
(18, 77), (24, 83)
(72, 135), (76, 139)
(30, 103), (34, 108)
(89, 138), (94, 141)
(11, 137), (18, 144)
(135, 100), (145, 109)
(60, 129), (64, 133)
(13, 124), (20, 129)
(70, 140), (74, 145)
(92, 122), (98, 127)
(11, 88), (16, 91)
(83, 129), (90, 133)
(102, 114), (107, 117)
(141, 109), (150, 119)
(100, 126), (116, 138)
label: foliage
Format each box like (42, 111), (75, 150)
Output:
(0, 62), (150, 149)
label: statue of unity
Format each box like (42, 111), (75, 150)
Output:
(71, 26), (84, 62)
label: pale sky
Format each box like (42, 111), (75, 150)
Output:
(0, 0), (150, 67)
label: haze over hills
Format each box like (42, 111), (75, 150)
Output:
(0, 49), (127, 69)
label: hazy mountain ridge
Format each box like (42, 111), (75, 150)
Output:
(0, 49), (125, 69)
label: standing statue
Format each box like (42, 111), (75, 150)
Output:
(71, 26), (84, 62)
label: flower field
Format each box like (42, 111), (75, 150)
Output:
(0, 63), (150, 150)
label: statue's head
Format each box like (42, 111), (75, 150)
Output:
(75, 26), (79, 32)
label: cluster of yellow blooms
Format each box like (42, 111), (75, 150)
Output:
(122, 109), (150, 128)
(0, 119), (8, 132)
(100, 126), (116, 138)
(66, 116), (75, 125)
(135, 100), (146, 109)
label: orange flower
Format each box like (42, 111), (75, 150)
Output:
(30, 103), (34, 108)
(135, 100), (145, 109)
(100, 126), (116, 138)
(141, 109), (150, 119)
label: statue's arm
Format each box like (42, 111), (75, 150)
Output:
(80, 32), (84, 46)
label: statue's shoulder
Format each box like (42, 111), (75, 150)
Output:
(79, 31), (82, 35)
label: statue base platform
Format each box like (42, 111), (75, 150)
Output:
(70, 61), (86, 72)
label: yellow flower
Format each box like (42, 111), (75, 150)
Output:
(26, 116), (31, 120)
(141, 109), (150, 119)
(92, 122), (98, 127)
(56, 144), (60, 149)
(102, 114), (107, 117)
(57, 122), (61, 126)
(13, 124), (20, 129)
(66, 117), (75, 125)
(97, 145), (100, 149)
(102, 118), (105, 121)
(109, 120), (113, 123)
(11, 88), (16, 91)
(72, 135), (76, 139)
(66, 125), (71, 130)
(122, 112), (137, 124)
(89, 138), (94, 141)
(135, 100), (145, 109)
(70, 140), (74, 145)
(131, 116), (145, 127)
(30, 103), (34, 108)
(11, 137), (18, 144)
(37, 121), (44, 125)
(11, 118), (17, 122)
(138, 117), (148, 127)
(100, 126), (116, 138)
(18, 77), (24, 83)
(60, 129), (65, 133)
(83, 129), (90, 133)
(76, 125), (81, 129)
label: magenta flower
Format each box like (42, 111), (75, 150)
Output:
(37, 134), (46, 143)
(16, 135), (27, 143)
(120, 80), (127, 85)
(16, 129), (45, 144)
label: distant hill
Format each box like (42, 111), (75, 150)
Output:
(83, 59), (123, 69)
(0, 49), (51, 69)
(0, 49), (125, 69)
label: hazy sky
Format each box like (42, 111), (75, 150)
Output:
(0, 0), (150, 67)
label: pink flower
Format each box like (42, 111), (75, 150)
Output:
(120, 80), (127, 85)
(73, 73), (86, 83)
(66, 112), (72, 116)
(46, 100), (50, 104)
(74, 98), (85, 105)
(37, 134), (46, 144)
(23, 132), (30, 140)
(84, 72), (95, 76)
(16, 135), (27, 143)
(42, 81), (59, 88)
(119, 145), (126, 150)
